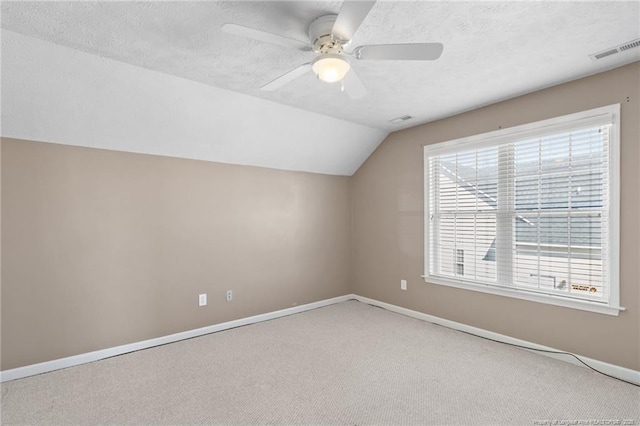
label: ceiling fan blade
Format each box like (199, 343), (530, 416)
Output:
(261, 63), (312, 91)
(353, 43), (444, 61)
(331, 0), (376, 43)
(221, 23), (311, 51)
(343, 69), (367, 100)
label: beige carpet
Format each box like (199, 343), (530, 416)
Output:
(1, 300), (639, 425)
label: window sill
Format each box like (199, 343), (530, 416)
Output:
(422, 275), (624, 316)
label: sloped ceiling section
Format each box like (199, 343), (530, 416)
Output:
(2, 1), (639, 175)
(1, 30), (388, 176)
(2, 1), (639, 132)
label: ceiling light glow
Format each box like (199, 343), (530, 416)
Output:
(312, 54), (350, 83)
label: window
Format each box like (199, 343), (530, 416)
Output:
(424, 105), (621, 315)
(455, 249), (464, 276)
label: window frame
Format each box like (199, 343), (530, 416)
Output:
(423, 104), (622, 316)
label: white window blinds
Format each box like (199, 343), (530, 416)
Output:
(424, 105), (621, 314)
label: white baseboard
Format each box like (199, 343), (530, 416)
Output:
(0, 294), (353, 382)
(3, 293), (638, 386)
(352, 295), (640, 386)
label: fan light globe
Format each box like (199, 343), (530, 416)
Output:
(312, 54), (350, 83)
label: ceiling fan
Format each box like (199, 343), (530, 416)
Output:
(221, 0), (443, 99)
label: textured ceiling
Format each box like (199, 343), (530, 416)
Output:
(2, 29), (387, 175)
(3, 1), (639, 132)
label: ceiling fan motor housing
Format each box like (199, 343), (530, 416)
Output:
(308, 14), (347, 54)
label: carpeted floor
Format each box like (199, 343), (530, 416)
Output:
(1, 300), (639, 425)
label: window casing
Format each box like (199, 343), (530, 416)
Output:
(424, 104), (621, 315)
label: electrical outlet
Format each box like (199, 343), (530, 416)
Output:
(199, 293), (207, 307)
(400, 280), (407, 291)
(226, 290), (233, 301)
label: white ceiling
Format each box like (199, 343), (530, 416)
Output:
(1, 29), (386, 175)
(2, 1), (639, 175)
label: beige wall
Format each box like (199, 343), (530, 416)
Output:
(352, 62), (640, 370)
(2, 63), (639, 373)
(1, 139), (351, 370)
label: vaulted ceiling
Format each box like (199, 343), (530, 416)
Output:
(2, 1), (639, 175)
